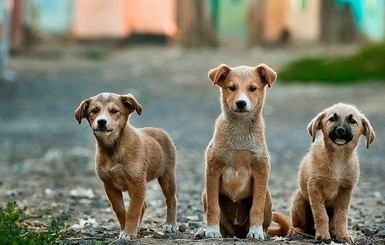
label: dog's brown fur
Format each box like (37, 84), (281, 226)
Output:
(75, 93), (177, 242)
(198, 63), (290, 239)
(290, 103), (375, 243)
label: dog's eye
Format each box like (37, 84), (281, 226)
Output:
(249, 86), (257, 92)
(110, 108), (119, 114)
(228, 85), (237, 91)
(349, 118), (357, 124)
(328, 115), (337, 122)
(90, 108), (99, 114)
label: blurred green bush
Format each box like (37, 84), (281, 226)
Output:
(279, 43), (385, 83)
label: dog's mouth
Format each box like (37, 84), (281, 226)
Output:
(332, 138), (350, 145)
(93, 128), (113, 134)
(233, 109), (250, 116)
(329, 131), (353, 146)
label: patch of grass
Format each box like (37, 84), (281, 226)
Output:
(279, 43), (385, 83)
(84, 49), (108, 61)
(0, 201), (65, 245)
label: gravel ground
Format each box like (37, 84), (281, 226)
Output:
(0, 43), (384, 244)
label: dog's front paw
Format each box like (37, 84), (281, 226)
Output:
(163, 224), (177, 233)
(315, 230), (331, 241)
(205, 225), (222, 238)
(118, 232), (130, 245)
(194, 225), (222, 238)
(336, 234), (354, 244)
(247, 225), (266, 240)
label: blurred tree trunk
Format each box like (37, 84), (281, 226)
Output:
(321, 0), (358, 43)
(177, 0), (217, 47)
(247, 0), (264, 46)
(11, 0), (23, 51)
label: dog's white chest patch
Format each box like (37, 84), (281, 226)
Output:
(334, 161), (345, 181)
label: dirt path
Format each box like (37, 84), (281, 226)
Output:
(0, 44), (384, 244)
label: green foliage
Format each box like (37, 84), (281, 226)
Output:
(279, 43), (385, 83)
(0, 201), (65, 245)
(84, 49), (108, 61)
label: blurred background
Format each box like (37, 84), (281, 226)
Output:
(2, 0), (385, 82)
(2, 0), (385, 49)
(0, 0), (384, 244)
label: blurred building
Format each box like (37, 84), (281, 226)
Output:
(1, 0), (385, 48)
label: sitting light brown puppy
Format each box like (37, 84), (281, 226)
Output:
(75, 93), (177, 243)
(290, 103), (375, 243)
(196, 63), (290, 240)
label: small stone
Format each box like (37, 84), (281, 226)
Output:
(353, 223), (365, 231)
(288, 234), (304, 241)
(376, 200), (385, 206)
(179, 223), (188, 233)
(129, 242), (142, 245)
(375, 229), (385, 238)
(69, 187), (95, 199)
(188, 222), (201, 229)
(153, 231), (166, 239)
(77, 241), (90, 245)
(348, 218), (352, 226)
(186, 215), (199, 221)
(363, 227), (378, 236)
(139, 228), (152, 236)
(373, 191), (382, 199)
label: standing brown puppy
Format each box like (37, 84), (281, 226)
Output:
(290, 103), (375, 244)
(196, 63), (290, 240)
(75, 93), (177, 243)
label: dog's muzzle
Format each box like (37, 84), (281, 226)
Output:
(233, 100), (250, 114)
(94, 119), (113, 133)
(329, 125), (353, 145)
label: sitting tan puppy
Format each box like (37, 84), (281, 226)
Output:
(290, 103), (375, 243)
(75, 93), (177, 243)
(196, 63), (290, 240)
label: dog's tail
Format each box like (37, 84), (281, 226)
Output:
(267, 212), (291, 237)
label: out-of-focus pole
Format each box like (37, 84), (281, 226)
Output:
(0, 0), (15, 82)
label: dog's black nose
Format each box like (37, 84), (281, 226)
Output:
(236, 100), (247, 109)
(336, 127), (346, 136)
(97, 119), (107, 127)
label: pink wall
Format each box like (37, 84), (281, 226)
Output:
(73, 0), (177, 39)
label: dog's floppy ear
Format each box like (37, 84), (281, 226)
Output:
(361, 116), (375, 149)
(120, 94), (143, 115)
(307, 112), (325, 142)
(74, 98), (91, 124)
(208, 64), (231, 87)
(256, 63), (277, 88)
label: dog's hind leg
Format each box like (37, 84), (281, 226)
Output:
(290, 189), (315, 236)
(158, 172), (177, 232)
(218, 194), (242, 238)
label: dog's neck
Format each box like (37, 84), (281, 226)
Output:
(95, 124), (136, 156)
(316, 136), (358, 161)
(222, 107), (264, 129)
(219, 111), (265, 151)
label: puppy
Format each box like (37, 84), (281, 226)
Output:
(290, 103), (375, 243)
(196, 63), (290, 239)
(75, 93), (177, 243)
